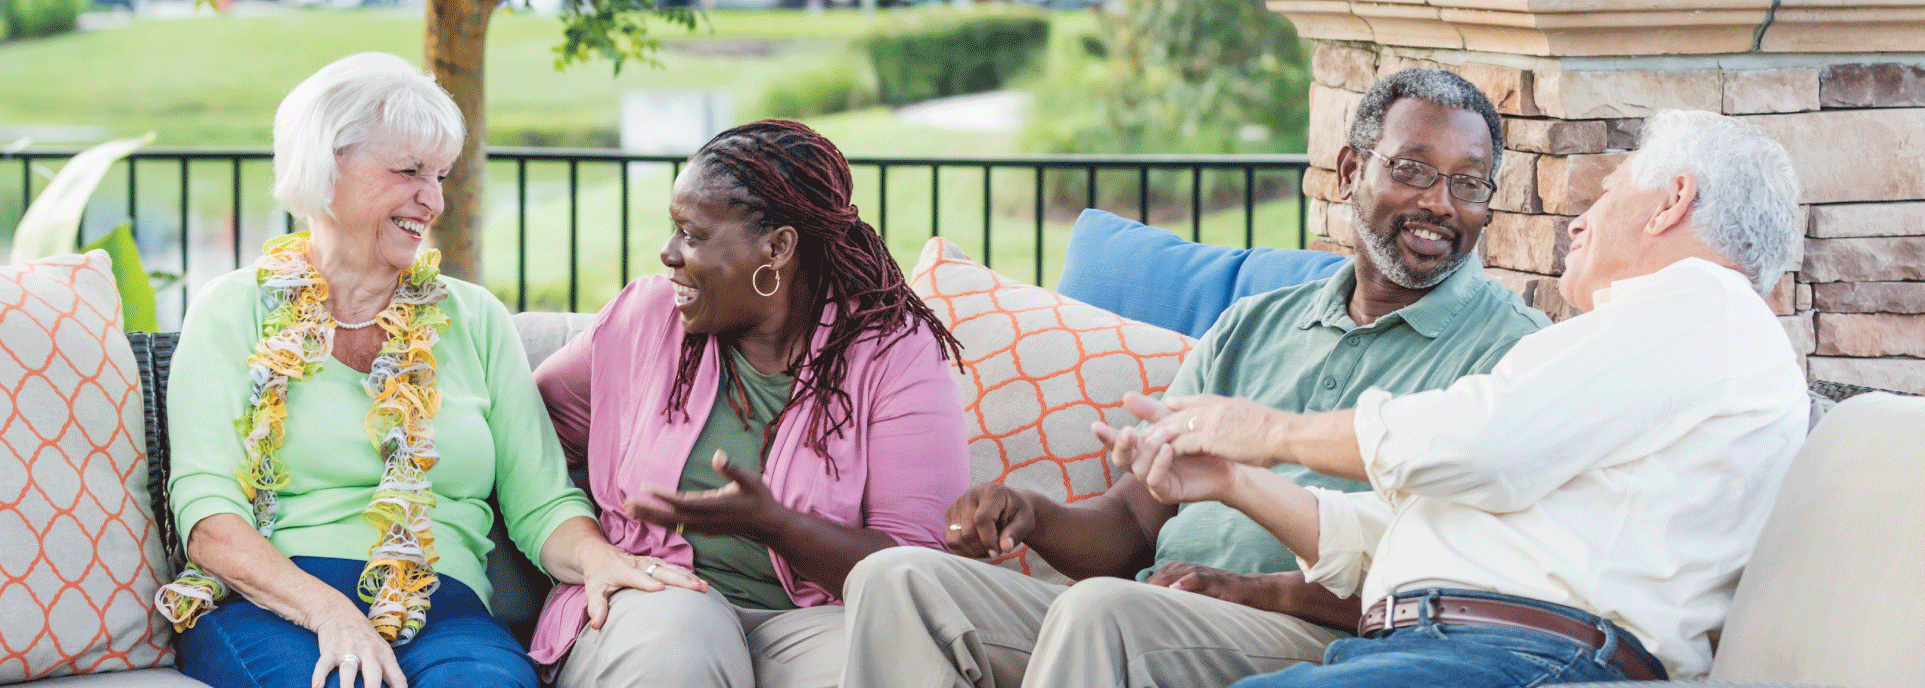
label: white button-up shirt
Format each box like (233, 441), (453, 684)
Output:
(1302, 258), (1808, 679)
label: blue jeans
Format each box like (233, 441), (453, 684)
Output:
(1229, 588), (1666, 688)
(177, 557), (535, 688)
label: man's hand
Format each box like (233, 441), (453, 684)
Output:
(1152, 394), (1296, 468)
(1146, 561), (1364, 630)
(1095, 392), (1251, 505)
(944, 483), (1039, 559)
(1145, 561), (1287, 611)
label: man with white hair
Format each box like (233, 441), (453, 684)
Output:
(1113, 109), (1807, 686)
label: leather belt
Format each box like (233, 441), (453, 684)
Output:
(1359, 594), (1663, 681)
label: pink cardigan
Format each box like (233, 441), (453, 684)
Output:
(527, 275), (970, 666)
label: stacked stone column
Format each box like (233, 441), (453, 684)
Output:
(1279, 2), (1925, 393)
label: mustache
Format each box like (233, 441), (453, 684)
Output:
(1391, 213), (1463, 241)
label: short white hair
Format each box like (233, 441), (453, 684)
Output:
(1629, 110), (1801, 293)
(272, 52), (465, 223)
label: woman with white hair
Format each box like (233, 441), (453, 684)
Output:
(155, 52), (682, 688)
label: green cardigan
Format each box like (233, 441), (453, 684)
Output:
(167, 266), (594, 605)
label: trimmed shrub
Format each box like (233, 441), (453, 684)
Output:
(761, 57), (880, 119)
(5, 0), (86, 38)
(861, 9), (1050, 107)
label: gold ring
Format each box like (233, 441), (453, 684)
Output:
(674, 523), (685, 536)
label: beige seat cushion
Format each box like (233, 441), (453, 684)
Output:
(1711, 392), (1925, 687)
(23, 668), (210, 687)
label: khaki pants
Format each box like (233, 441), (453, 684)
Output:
(842, 546), (1339, 688)
(556, 586), (845, 688)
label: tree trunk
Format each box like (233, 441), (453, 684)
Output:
(425, 0), (493, 284)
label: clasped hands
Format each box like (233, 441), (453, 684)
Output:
(1093, 392), (1297, 505)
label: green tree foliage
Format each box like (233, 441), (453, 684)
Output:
(1025, 0), (1310, 208)
(550, 0), (702, 74)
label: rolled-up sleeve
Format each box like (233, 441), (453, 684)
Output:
(1298, 486), (1392, 598)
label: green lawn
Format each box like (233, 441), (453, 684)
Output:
(1, 7), (1305, 316)
(0, 7), (887, 147)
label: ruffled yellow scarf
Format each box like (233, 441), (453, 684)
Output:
(155, 231), (451, 645)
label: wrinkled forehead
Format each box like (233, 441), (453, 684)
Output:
(1376, 98), (1493, 173)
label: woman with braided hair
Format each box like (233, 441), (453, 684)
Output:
(161, 52), (676, 688)
(528, 119), (971, 688)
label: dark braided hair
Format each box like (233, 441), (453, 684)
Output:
(663, 119), (963, 474)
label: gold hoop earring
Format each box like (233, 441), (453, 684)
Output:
(753, 264), (780, 297)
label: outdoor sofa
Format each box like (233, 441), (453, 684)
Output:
(4, 210), (1920, 687)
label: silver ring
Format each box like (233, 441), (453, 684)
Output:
(948, 523), (963, 531)
(341, 653), (359, 667)
(1186, 417), (1198, 432)
(645, 563), (660, 576)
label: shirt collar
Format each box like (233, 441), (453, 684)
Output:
(1299, 259), (1480, 339)
(1591, 257), (1733, 308)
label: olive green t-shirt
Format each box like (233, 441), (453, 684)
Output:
(1139, 262), (1550, 580)
(679, 347), (799, 610)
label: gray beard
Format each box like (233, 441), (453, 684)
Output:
(1355, 216), (1471, 290)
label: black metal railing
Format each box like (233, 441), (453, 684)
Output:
(4, 147), (1311, 322)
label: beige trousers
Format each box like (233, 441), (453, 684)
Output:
(555, 586), (845, 688)
(841, 546), (1339, 688)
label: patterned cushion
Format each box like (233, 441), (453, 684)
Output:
(1, 251), (173, 682)
(909, 238), (1194, 584)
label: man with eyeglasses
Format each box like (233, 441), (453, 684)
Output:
(1108, 109), (1807, 686)
(841, 69), (1550, 688)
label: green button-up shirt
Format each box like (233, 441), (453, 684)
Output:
(1141, 261), (1550, 579)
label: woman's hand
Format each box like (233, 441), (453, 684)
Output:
(630, 450), (790, 540)
(306, 599), (406, 688)
(572, 541), (707, 630)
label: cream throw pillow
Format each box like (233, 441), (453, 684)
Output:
(0, 251), (173, 681)
(909, 238), (1194, 584)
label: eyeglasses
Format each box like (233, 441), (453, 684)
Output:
(1362, 149), (1496, 204)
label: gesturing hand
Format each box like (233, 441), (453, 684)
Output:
(629, 450), (787, 540)
(944, 483), (1038, 559)
(307, 600), (405, 688)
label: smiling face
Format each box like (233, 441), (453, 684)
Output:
(661, 166), (782, 335)
(321, 128), (450, 273)
(1559, 154), (1670, 311)
(1343, 98), (1494, 290)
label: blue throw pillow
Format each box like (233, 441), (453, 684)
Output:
(1056, 209), (1350, 338)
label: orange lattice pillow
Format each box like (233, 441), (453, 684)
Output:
(909, 238), (1194, 584)
(1, 251), (173, 681)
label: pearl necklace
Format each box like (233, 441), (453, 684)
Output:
(333, 315), (381, 330)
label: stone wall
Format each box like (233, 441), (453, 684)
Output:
(1297, 43), (1925, 393)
